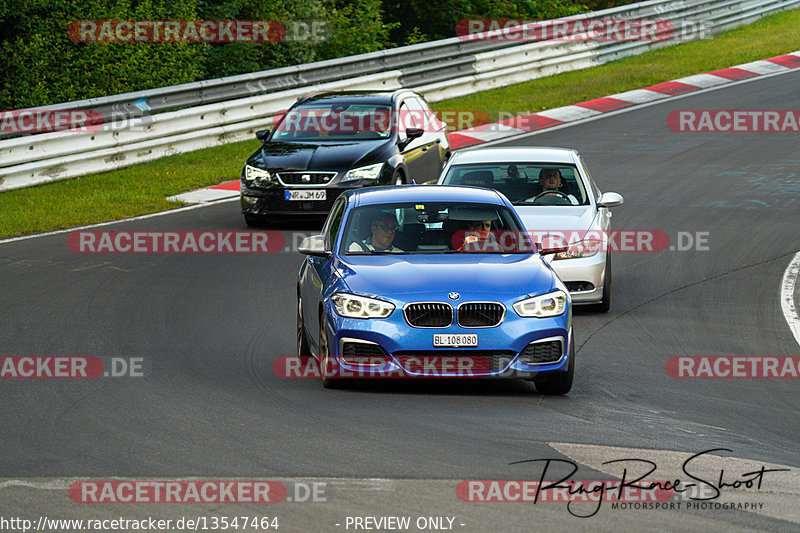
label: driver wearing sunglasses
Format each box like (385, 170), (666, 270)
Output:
(349, 212), (404, 252)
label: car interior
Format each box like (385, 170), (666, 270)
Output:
(343, 203), (529, 253)
(443, 164), (588, 205)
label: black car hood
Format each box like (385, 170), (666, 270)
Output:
(251, 140), (391, 171)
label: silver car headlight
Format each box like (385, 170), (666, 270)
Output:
(513, 290), (568, 317)
(341, 163), (384, 183)
(553, 239), (602, 260)
(331, 293), (395, 319)
(244, 165), (275, 185)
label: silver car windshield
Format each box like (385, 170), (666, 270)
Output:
(341, 202), (534, 255)
(441, 163), (589, 206)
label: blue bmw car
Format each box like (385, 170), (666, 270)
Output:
(296, 185), (574, 394)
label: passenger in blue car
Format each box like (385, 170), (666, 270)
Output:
(457, 219), (494, 251)
(348, 212), (404, 252)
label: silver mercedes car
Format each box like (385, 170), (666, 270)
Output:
(437, 146), (623, 311)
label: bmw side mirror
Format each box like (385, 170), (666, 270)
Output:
(598, 192), (623, 208)
(299, 235), (331, 258)
(255, 129), (271, 143)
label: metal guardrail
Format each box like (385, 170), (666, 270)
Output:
(1, 0), (798, 191)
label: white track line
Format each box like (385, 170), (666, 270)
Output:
(0, 196), (238, 246)
(780, 252), (800, 349)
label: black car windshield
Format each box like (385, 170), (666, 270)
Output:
(341, 202), (535, 255)
(272, 104), (393, 141)
(441, 163), (589, 206)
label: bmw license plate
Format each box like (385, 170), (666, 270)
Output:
(285, 189), (326, 201)
(433, 334), (478, 347)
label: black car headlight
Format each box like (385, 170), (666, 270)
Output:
(341, 163), (384, 183)
(243, 165), (276, 186)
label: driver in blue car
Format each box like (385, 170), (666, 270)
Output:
(529, 168), (579, 204)
(349, 212), (404, 252)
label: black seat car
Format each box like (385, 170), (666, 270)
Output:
(240, 89), (450, 225)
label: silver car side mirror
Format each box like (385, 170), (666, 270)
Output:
(598, 192), (623, 208)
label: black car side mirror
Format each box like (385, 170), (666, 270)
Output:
(406, 127), (424, 140)
(399, 127), (424, 150)
(255, 129), (271, 143)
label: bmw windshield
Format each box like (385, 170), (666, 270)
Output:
(341, 202), (535, 255)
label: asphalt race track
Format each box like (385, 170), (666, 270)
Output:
(2, 69), (799, 531)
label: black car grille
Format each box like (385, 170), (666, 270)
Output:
(340, 341), (388, 365)
(277, 172), (336, 185)
(458, 303), (504, 327)
(264, 195), (338, 213)
(393, 350), (516, 374)
(404, 303), (452, 327)
(517, 340), (563, 365)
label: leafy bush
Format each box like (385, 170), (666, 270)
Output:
(0, 0), (204, 109)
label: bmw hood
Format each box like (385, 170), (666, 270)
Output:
(335, 254), (556, 300)
(252, 140), (389, 171)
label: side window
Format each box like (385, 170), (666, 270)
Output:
(415, 97), (443, 131)
(323, 198), (346, 250)
(408, 98), (429, 129)
(400, 100), (424, 132)
(579, 156), (601, 200)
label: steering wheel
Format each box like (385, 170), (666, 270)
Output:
(529, 190), (572, 203)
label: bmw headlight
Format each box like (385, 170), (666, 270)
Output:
(331, 293), (395, 319)
(341, 163), (384, 183)
(513, 290), (568, 317)
(554, 239), (601, 260)
(244, 165), (275, 186)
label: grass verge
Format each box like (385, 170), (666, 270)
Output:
(1, 8), (799, 239)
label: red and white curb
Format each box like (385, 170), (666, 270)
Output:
(449, 50), (800, 149)
(168, 50), (800, 203)
(167, 179), (239, 203)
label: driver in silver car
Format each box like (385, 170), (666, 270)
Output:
(528, 168), (578, 204)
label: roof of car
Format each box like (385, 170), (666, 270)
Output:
(346, 185), (508, 207)
(449, 146), (578, 165)
(296, 90), (415, 106)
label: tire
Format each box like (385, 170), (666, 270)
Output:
(297, 293), (311, 358)
(393, 171), (405, 186)
(533, 330), (575, 395)
(319, 311), (344, 389)
(591, 254), (611, 313)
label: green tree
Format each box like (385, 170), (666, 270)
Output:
(0, 0), (204, 109)
(197, 0), (393, 79)
(381, 0), (589, 44)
